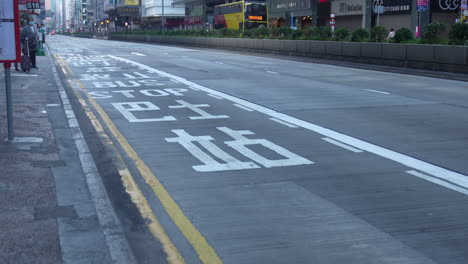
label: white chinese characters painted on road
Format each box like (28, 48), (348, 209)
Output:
(165, 127), (313, 172)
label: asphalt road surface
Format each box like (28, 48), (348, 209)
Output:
(48, 35), (468, 264)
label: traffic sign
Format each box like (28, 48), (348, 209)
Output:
(462, 0), (468, 10)
(417, 0), (429, 11)
(417, 6), (428, 11)
(0, 0), (21, 63)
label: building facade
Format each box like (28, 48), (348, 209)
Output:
(141, 0), (185, 29)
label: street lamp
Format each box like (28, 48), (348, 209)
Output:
(161, 0), (165, 31)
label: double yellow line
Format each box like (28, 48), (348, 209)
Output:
(54, 54), (222, 264)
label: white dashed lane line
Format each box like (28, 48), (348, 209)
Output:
(269, 118), (298, 128)
(322, 138), (364, 153)
(364, 89), (390, 95)
(208, 94), (223, 100)
(233, 103), (254, 112)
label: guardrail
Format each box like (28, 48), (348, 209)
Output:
(108, 34), (468, 74)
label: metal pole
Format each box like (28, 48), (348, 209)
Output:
(377, 11), (380, 26)
(4, 63), (14, 141)
(162, 0), (165, 31)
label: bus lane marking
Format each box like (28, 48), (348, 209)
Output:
(406, 170), (468, 196)
(168, 100), (229, 120)
(131, 52), (146, 56)
(364, 89), (390, 95)
(165, 127), (312, 172)
(322, 138), (363, 153)
(269, 118), (298, 128)
(55, 54), (222, 264)
(108, 55), (468, 196)
(233, 103), (254, 112)
(207, 94), (223, 100)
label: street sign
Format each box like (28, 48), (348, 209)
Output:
(0, 0), (21, 62)
(462, 0), (468, 9)
(417, 0), (429, 11)
(375, 5), (384, 14)
(417, 5), (428, 11)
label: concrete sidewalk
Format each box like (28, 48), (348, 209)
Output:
(0, 49), (134, 263)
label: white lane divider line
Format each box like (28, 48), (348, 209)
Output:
(233, 103), (254, 112)
(364, 89), (390, 95)
(108, 55), (468, 197)
(269, 118), (298, 128)
(12, 74), (39, 77)
(215, 62), (224, 65)
(266, 71), (279, 74)
(406, 170), (468, 196)
(131, 52), (146, 56)
(322, 138), (363, 153)
(208, 94), (223, 100)
(46, 104), (61, 107)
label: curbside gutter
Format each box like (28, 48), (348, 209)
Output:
(46, 45), (137, 264)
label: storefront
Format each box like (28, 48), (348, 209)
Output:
(374, 0), (412, 30)
(330, 0), (364, 30)
(431, 0), (461, 26)
(268, 0), (317, 29)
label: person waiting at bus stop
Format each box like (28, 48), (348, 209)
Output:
(20, 19), (39, 69)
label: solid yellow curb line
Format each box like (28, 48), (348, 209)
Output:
(55, 55), (222, 264)
(54, 54), (185, 264)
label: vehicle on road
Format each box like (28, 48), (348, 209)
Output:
(214, 0), (267, 30)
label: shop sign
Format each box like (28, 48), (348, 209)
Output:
(373, 0), (411, 14)
(331, 0), (364, 16)
(268, 0), (311, 13)
(125, 0), (138, 6)
(117, 6), (139, 16)
(431, 0), (460, 12)
(183, 16), (202, 25)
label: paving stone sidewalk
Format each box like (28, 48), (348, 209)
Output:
(0, 53), (117, 263)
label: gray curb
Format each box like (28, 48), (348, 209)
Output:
(46, 45), (137, 264)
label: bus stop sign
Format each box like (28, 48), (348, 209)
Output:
(0, 0), (21, 63)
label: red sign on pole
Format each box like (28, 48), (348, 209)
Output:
(0, 0), (21, 63)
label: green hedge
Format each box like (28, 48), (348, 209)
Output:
(110, 24), (467, 45)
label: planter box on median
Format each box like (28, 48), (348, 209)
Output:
(381, 43), (406, 60)
(284, 40), (297, 52)
(406, 44), (435, 62)
(342, 42), (361, 57)
(254, 39), (264, 50)
(297, 40), (311, 53)
(361, 43), (382, 58)
(310, 41), (326, 54)
(325, 41), (342, 56)
(434, 45), (468, 65)
(224, 38), (238, 48)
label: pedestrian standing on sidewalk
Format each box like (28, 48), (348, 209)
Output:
(40, 24), (46, 43)
(387, 28), (395, 41)
(20, 19), (39, 69)
(15, 25), (24, 71)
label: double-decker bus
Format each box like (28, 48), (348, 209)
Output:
(214, 1), (267, 30)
